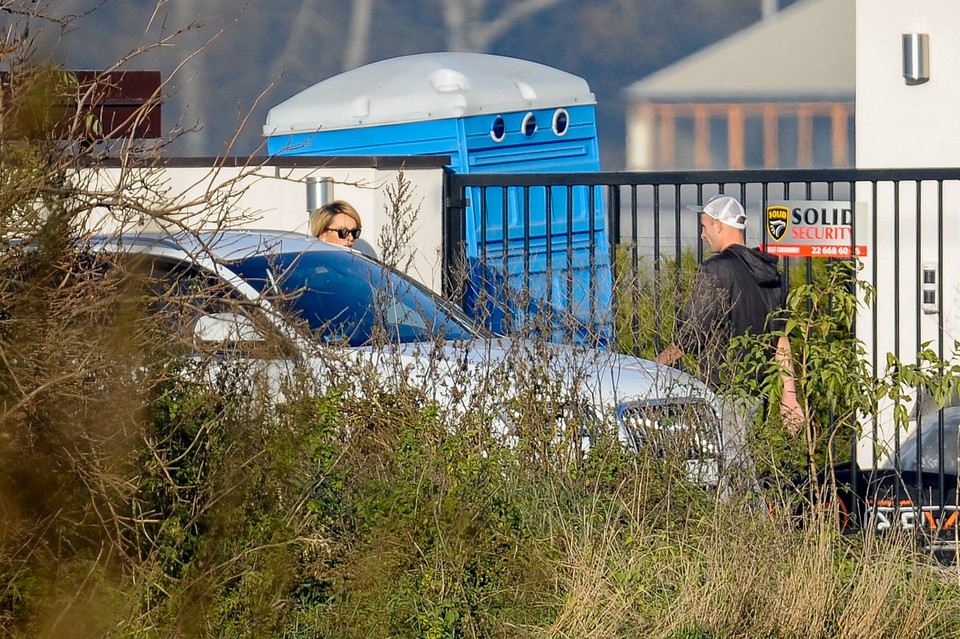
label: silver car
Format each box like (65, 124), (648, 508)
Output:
(94, 229), (723, 483)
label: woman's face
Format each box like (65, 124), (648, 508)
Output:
(319, 213), (361, 248)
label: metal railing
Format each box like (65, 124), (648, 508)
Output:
(444, 167), (960, 541)
(446, 167), (958, 359)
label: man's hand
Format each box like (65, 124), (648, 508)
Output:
(656, 343), (685, 367)
(780, 391), (805, 436)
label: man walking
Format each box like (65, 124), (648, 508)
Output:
(656, 194), (803, 451)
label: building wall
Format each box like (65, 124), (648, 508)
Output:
(856, 1), (960, 169)
(74, 159), (448, 294)
(856, 0), (960, 455)
(856, 1), (960, 357)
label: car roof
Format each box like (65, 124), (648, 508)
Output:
(90, 228), (349, 263)
(911, 387), (960, 420)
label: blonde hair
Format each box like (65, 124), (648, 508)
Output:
(309, 200), (362, 238)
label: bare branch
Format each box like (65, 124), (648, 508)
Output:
(472, 0), (567, 51)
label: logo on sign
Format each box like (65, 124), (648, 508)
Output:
(766, 205), (789, 241)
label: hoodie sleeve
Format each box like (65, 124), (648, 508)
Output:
(675, 263), (731, 358)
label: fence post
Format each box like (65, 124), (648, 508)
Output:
(442, 167), (468, 308)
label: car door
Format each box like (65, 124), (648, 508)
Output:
(135, 254), (304, 398)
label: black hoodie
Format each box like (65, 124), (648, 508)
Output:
(676, 244), (788, 388)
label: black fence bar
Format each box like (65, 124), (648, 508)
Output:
(443, 167), (960, 536)
(444, 166), (960, 355)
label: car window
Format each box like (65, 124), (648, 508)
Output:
(127, 255), (296, 357)
(227, 250), (481, 347)
(895, 406), (960, 474)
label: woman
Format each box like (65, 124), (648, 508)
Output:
(309, 200), (362, 248)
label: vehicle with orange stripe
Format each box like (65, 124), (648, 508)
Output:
(827, 404), (960, 562)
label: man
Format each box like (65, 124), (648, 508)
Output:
(656, 194), (804, 436)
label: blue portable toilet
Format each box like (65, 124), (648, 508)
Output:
(263, 52), (611, 344)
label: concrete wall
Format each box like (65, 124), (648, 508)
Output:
(74, 157), (449, 293)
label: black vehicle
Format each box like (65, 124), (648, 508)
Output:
(827, 404), (960, 562)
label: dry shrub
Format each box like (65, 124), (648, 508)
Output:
(0, 235), (159, 634)
(0, 4), (277, 635)
(635, 505), (956, 639)
(546, 506), (647, 638)
(520, 463), (960, 639)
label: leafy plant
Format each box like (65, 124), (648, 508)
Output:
(725, 257), (960, 523)
(612, 244), (699, 360)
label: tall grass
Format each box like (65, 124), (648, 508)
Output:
(5, 235), (960, 638)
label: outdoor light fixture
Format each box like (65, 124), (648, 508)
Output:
(902, 33), (930, 85)
(305, 176), (333, 215)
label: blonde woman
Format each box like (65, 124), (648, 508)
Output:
(309, 200), (362, 248)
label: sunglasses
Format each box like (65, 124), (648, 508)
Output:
(328, 227), (361, 240)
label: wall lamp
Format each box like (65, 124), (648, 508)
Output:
(903, 33), (930, 85)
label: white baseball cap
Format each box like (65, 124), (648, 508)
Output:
(689, 194), (747, 229)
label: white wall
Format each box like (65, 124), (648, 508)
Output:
(75, 159), (448, 293)
(856, 1), (960, 168)
(856, 0), (960, 458)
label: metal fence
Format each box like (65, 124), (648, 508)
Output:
(444, 167), (960, 540)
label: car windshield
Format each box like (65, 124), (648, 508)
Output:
(891, 406), (960, 474)
(227, 249), (480, 346)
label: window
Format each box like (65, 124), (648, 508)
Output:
(743, 116), (764, 169)
(133, 256), (293, 357)
(490, 115), (506, 142)
(229, 251), (478, 347)
(812, 115), (833, 167)
(521, 112), (537, 138)
(709, 116), (728, 169)
(552, 109), (569, 136)
(778, 116), (799, 169)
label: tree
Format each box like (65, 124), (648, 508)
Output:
(0, 3), (299, 634)
(439, 0), (568, 52)
(266, 0), (322, 82)
(344, 0), (375, 69)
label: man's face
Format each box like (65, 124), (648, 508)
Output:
(700, 214), (723, 253)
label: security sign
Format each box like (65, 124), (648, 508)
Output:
(766, 205), (789, 241)
(764, 200), (868, 258)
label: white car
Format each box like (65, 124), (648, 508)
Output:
(94, 229), (723, 484)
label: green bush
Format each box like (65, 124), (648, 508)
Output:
(7, 249), (960, 639)
(612, 244), (699, 360)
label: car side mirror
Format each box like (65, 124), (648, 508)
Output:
(192, 312), (265, 344)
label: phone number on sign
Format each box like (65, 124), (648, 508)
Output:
(766, 244), (868, 258)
